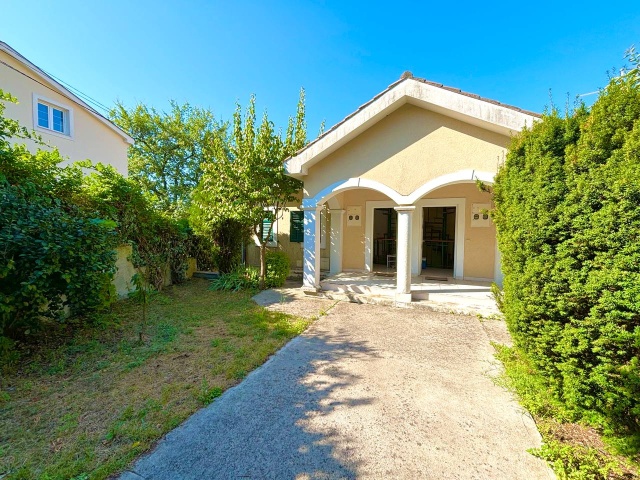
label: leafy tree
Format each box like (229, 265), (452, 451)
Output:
(110, 101), (225, 217)
(191, 90), (307, 288)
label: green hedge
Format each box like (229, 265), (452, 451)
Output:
(0, 90), (215, 342)
(0, 180), (117, 339)
(0, 139), (119, 340)
(493, 67), (640, 435)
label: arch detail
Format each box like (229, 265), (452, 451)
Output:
(302, 178), (405, 208)
(301, 170), (496, 208)
(406, 169), (495, 204)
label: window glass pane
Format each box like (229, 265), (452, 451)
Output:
(52, 108), (64, 133)
(37, 103), (49, 128)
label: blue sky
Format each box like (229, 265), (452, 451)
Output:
(3, 0), (639, 136)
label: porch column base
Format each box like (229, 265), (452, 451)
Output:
(302, 286), (321, 296)
(395, 292), (412, 303)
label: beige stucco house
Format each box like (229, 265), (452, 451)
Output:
(0, 41), (133, 174)
(271, 74), (539, 302)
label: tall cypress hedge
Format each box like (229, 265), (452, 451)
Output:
(493, 65), (640, 434)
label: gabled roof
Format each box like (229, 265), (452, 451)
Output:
(285, 74), (540, 177)
(0, 41), (134, 144)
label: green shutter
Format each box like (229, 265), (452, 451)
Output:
(290, 211), (304, 243)
(262, 218), (274, 243)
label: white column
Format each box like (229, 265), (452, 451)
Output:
(302, 205), (322, 290)
(329, 209), (345, 275)
(394, 206), (415, 303)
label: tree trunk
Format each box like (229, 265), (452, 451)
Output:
(259, 242), (266, 290)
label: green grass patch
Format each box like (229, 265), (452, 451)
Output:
(495, 344), (639, 479)
(0, 279), (310, 479)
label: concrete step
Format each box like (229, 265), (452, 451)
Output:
(320, 282), (395, 296)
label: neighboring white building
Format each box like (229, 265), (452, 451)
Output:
(0, 41), (133, 175)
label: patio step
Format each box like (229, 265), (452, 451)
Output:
(319, 291), (397, 307)
(320, 282), (394, 296)
(319, 290), (499, 316)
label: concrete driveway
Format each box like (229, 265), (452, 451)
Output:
(120, 300), (553, 480)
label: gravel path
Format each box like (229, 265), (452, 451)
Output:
(120, 299), (553, 479)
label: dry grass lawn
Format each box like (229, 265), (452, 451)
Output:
(0, 279), (311, 479)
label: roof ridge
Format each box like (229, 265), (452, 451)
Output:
(410, 76), (541, 118)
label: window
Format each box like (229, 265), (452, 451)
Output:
(261, 217), (277, 247)
(290, 211), (304, 243)
(290, 209), (326, 248)
(33, 94), (72, 137)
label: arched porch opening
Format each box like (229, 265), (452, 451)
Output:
(301, 179), (400, 291)
(302, 171), (498, 302)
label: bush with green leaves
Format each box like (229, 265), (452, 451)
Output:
(211, 250), (290, 291)
(493, 54), (640, 438)
(265, 250), (290, 288)
(0, 98), (118, 340)
(210, 266), (259, 291)
(74, 162), (195, 289)
(0, 89), (212, 343)
(0, 182), (117, 338)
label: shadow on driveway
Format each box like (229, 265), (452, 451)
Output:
(120, 325), (380, 479)
(121, 301), (553, 480)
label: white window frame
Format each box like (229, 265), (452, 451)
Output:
(33, 93), (74, 139)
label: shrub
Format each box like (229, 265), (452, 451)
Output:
(0, 89), (214, 342)
(210, 266), (259, 291)
(265, 250), (289, 288)
(189, 212), (248, 274)
(210, 219), (247, 274)
(0, 91), (119, 341)
(493, 57), (640, 436)
(0, 170), (117, 340)
(76, 162), (195, 290)
(210, 251), (289, 291)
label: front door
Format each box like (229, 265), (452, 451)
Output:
(372, 208), (397, 268)
(422, 207), (456, 272)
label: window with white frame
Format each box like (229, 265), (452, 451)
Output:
(33, 95), (73, 137)
(290, 209), (327, 248)
(260, 217), (278, 247)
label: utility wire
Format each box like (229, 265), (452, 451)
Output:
(0, 59), (116, 123)
(44, 70), (112, 114)
(577, 91), (599, 97)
